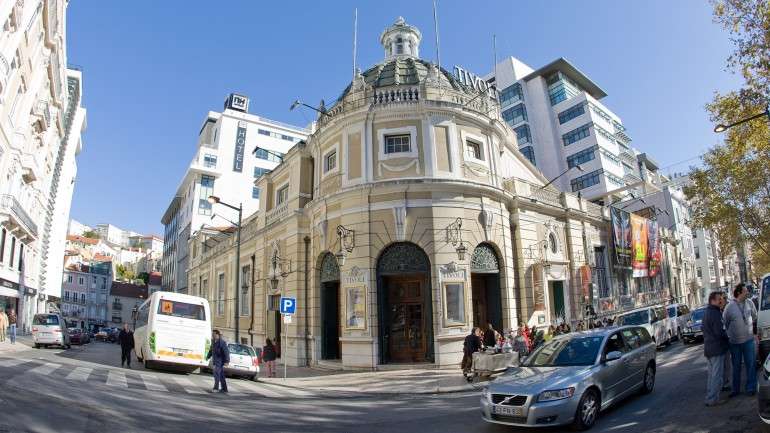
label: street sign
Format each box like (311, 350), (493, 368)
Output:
(283, 314), (292, 324)
(279, 297), (296, 315)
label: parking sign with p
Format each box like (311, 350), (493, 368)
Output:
(279, 297), (296, 315)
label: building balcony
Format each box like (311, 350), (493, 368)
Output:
(265, 202), (290, 227)
(112, 303), (122, 311)
(189, 149), (221, 177)
(21, 152), (44, 183)
(0, 194), (38, 239)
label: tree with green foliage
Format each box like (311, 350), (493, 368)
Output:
(81, 230), (99, 239)
(684, 0), (770, 276)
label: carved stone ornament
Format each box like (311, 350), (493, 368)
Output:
(377, 242), (429, 275)
(471, 243), (499, 274)
(320, 253), (340, 283)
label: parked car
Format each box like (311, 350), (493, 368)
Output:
(682, 306), (707, 344)
(758, 353), (770, 424)
(204, 343), (261, 381)
(68, 328), (90, 345)
(32, 313), (71, 349)
(94, 330), (109, 342)
(480, 326), (656, 430)
(756, 274), (770, 364)
(615, 306), (669, 347)
(666, 303), (692, 342)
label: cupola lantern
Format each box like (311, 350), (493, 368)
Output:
(380, 17), (422, 60)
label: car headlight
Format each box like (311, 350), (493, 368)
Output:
(482, 387), (492, 402)
(761, 327), (770, 340)
(538, 387), (575, 402)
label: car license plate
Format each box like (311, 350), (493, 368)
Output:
(493, 405), (523, 417)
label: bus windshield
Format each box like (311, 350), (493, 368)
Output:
(157, 299), (206, 321)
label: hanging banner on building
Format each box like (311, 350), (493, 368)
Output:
(630, 214), (649, 277)
(232, 122), (247, 172)
(647, 219), (661, 278)
(580, 265), (592, 299)
(611, 207), (631, 268)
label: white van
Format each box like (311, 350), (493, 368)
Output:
(133, 291), (211, 371)
(756, 273), (770, 363)
(616, 305), (669, 347)
(32, 313), (71, 349)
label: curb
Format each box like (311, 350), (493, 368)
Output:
(260, 379), (482, 395)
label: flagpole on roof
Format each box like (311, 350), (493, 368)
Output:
(352, 8), (358, 80)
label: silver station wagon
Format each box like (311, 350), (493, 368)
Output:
(480, 326), (656, 430)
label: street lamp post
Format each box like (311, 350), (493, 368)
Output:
(208, 195), (243, 343)
(713, 105), (770, 133)
(540, 164), (583, 190)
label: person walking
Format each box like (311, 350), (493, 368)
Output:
(0, 309), (7, 343)
(7, 308), (16, 344)
(262, 338), (277, 378)
(206, 330), (230, 393)
(118, 323), (134, 368)
(703, 291), (730, 406)
(723, 283), (758, 396)
(461, 327), (482, 381)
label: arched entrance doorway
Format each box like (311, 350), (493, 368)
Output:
(471, 243), (502, 332)
(319, 253), (341, 360)
(377, 242), (433, 364)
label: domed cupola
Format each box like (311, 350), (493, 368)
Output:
(380, 16), (421, 60)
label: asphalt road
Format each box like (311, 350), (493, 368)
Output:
(0, 338), (767, 433)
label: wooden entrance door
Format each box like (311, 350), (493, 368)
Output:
(471, 275), (488, 328)
(385, 276), (426, 363)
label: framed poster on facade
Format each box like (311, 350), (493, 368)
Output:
(345, 286), (366, 330)
(442, 282), (465, 326)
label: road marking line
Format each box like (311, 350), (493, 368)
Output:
(260, 382), (312, 397)
(174, 376), (205, 394)
(106, 370), (128, 387)
(0, 358), (31, 368)
(140, 374), (168, 392)
(249, 383), (284, 398)
(65, 367), (92, 381)
(28, 362), (61, 376)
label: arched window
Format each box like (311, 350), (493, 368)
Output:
(320, 253), (340, 283)
(396, 37), (404, 54)
(548, 232), (559, 254)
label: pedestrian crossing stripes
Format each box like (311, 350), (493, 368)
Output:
(0, 358), (315, 398)
(66, 367), (92, 381)
(28, 362), (61, 376)
(107, 370), (128, 388)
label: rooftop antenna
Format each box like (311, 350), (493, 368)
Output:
(492, 34), (498, 102)
(352, 8), (358, 80)
(432, 0), (442, 94)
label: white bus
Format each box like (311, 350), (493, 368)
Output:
(133, 291), (211, 371)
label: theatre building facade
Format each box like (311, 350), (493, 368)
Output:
(187, 17), (610, 369)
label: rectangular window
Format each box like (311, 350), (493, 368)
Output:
(217, 273), (225, 316)
(324, 150), (337, 172)
(547, 72), (581, 106)
(570, 169), (603, 192)
(520, 146), (536, 166)
(502, 104), (527, 126)
(254, 148), (282, 163)
(444, 282), (465, 324)
(198, 175), (215, 215)
(276, 185), (289, 205)
(253, 167), (270, 177)
(17, 242), (23, 270)
(240, 265), (250, 316)
(498, 83), (523, 107)
(384, 134), (410, 154)
(514, 124), (531, 145)
(64, 291), (70, 302)
(697, 267), (702, 278)
(465, 140), (482, 161)
(566, 145), (597, 168)
(67, 275), (73, 283)
(252, 187), (260, 199)
(81, 293), (86, 304)
(258, 129), (271, 136)
(158, 300), (206, 321)
(0, 228), (5, 263)
(558, 103), (586, 124)
(562, 124), (591, 146)
(694, 247), (700, 259)
(281, 134), (294, 142)
(268, 294), (280, 311)
(203, 154), (217, 168)
(9, 237), (15, 268)
(78, 276), (84, 286)
(201, 278), (208, 300)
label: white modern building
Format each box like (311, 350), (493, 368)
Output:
(161, 94), (308, 293)
(0, 0), (85, 331)
(484, 57), (658, 202)
(693, 228), (722, 296)
(67, 218), (91, 236)
(94, 223), (140, 248)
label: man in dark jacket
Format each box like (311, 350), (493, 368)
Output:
(461, 327), (482, 379)
(703, 291), (730, 406)
(206, 329), (230, 393)
(483, 323), (496, 348)
(118, 323), (134, 368)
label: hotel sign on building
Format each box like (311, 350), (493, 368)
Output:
(232, 122), (247, 172)
(453, 65), (497, 98)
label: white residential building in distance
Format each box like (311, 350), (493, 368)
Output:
(0, 1), (86, 330)
(693, 228), (726, 296)
(94, 223), (139, 248)
(484, 57), (657, 202)
(67, 218), (91, 236)
(161, 94), (308, 293)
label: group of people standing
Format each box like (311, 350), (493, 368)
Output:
(703, 283), (758, 406)
(0, 307), (17, 344)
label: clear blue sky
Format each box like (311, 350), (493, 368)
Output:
(66, 1), (741, 235)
